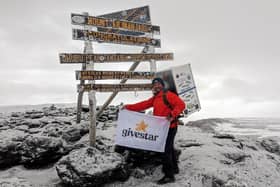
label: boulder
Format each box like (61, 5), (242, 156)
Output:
(56, 147), (129, 186)
(20, 135), (67, 167)
(0, 129), (28, 168)
(62, 126), (84, 142)
(260, 138), (280, 154)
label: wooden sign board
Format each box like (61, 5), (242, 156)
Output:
(76, 70), (155, 80)
(59, 53), (173, 63)
(71, 13), (160, 35)
(97, 6), (152, 36)
(78, 84), (153, 92)
(72, 29), (161, 47)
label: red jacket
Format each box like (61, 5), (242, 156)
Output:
(125, 90), (186, 128)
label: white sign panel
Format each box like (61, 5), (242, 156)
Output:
(172, 64), (201, 117)
(115, 110), (169, 152)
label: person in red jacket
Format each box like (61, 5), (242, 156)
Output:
(124, 77), (186, 184)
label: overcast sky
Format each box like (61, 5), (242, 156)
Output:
(0, 0), (279, 119)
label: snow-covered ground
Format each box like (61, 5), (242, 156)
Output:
(213, 118), (280, 138)
(1, 104), (280, 186)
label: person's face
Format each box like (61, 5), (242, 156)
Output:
(152, 82), (164, 95)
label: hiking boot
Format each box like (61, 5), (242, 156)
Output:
(157, 176), (175, 185)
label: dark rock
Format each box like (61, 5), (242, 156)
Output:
(0, 130), (28, 168)
(177, 139), (203, 148)
(0, 126), (10, 130)
(56, 147), (129, 187)
(28, 119), (41, 128)
(14, 125), (29, 132)
(62, 127), (83, 142)
(49, 104), (57, 110)
(0, 118), (9, 128)
(20, 135), (67, 167)
(245, 145), (258, 151)
(131, 168), (146, 178)
(98, 116), (108, 122)
(30, 113), (44, 119)
(260, 138), (280, 154)
(201, 174), (226, 187)
(108, 114), (117, 121)
(0, 140), (22, 168)
(42, 123), (64, 138)
(82, 105), (89, 112)
(213, 133), (235, 139)
(28, 128), (41, 134)
(11, 112), (21, 117)
(223, 151), (251, 164)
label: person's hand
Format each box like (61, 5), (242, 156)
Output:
(120, 105), (127, 110)
(166, 114), (173, 121)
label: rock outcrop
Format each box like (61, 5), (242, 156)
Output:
(0, 105), (120, 169)
(56, 146), (129, 187)
(1, 107), (280, 186)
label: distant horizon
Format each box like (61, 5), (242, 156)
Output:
(1, 102), (280, 122)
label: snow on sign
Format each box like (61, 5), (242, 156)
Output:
(156, 64), (201, 117)
(97, 6), (154, 36)
(76, 70), (155, 80)
(59, 53), (173, 63)
(71, 13), (160, 35)
(72, 29), (161, 47)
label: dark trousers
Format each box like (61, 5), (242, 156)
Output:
(162, 127), (178, 177)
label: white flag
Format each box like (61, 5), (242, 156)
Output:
(115, 109), (170, 152)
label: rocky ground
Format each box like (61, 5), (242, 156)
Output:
(0, 105), (280, 187)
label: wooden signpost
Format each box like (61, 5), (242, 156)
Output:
(97, 6), (153, 36)
(72, 29), (161, 47)
(59, 53), (173, 63)
(71, 13), (160, 34)
(60, 6), (173, 147)
(78, 83), (153, 92)
(76, 70), (155, 80)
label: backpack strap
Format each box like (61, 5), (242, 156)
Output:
(162, 90), (173, 110)
(162, 90), (179, 124)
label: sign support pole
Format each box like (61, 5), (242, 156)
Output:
(96, 45), (149, 117)
(147, 46), (156, 72)
(77, 12), (96, 146)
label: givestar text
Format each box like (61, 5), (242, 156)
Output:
(122, 128), (159, 141)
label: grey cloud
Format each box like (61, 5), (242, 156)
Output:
(0, 0), (280, 117)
